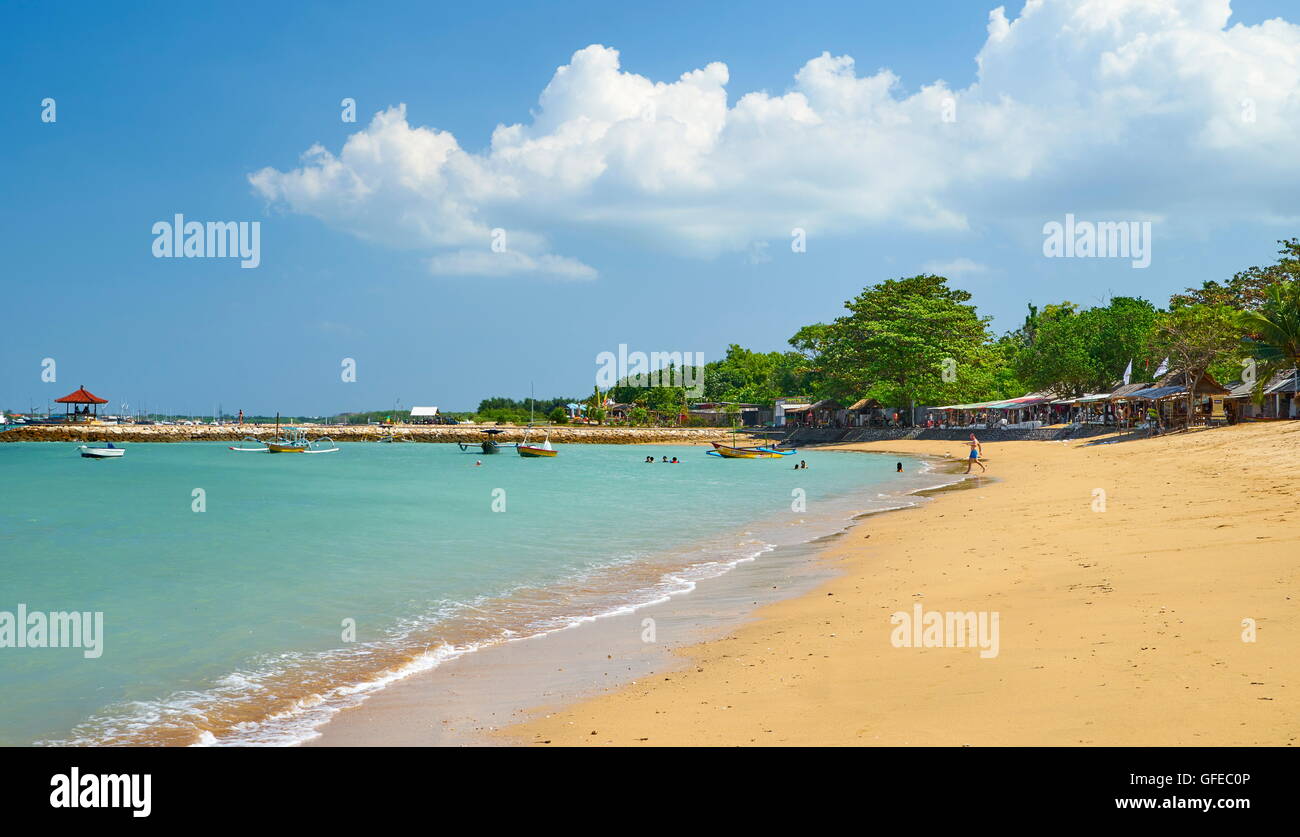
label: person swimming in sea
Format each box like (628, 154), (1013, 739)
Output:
(645, 455), (655, 463)
(799, 460), (808, 469)
(964, 434), (985, 473)
(896, 462), (902, 472)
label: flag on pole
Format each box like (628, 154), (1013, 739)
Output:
(1123, 360), (1133, 385)
(1153, 357), (1169, 378)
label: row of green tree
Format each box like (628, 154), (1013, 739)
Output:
(356, 238), (1299, 427)
(595, 238), (1300, 420)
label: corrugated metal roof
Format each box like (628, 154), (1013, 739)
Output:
(1125, 385), (1186, 400)
(1226, 368), (1300, 397)
(1106, 383), (1155, 399)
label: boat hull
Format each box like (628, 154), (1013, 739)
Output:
(265, 443), (307, 453)
(79, 446), (124, 458)
(708, 442), (792, 459)
(517, 445), (557, 458)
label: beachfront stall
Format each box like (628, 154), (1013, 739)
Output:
(809, 399), (847, 427)
(773, 397), (811, 428)
(1100, 383), (1157, 427)
(931, 394), (1054, 428)
(1109, 372), (1230, 429)
(931, 399), (998, 428)
(847, 398), (886, 427)
(1225, 368), (1299, 420)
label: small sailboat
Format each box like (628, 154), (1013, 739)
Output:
(79, 442), (124, 459)
(517, 429), (557, 458)
(516, 382), (557, 457)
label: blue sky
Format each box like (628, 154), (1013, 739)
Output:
(3, 0), (1298, 415)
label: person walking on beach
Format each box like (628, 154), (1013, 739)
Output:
(964, 434), (985, 474)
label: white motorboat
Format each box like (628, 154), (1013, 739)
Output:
(79, 443), (124, 459)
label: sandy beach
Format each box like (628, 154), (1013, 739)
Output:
(501, 422), (1300, 746)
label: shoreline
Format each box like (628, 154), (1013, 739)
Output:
(501, 423), (1300, 746)
(301, 451), (961, 746)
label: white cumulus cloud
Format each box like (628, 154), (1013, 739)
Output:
(250, 0), (1300, 278)
(924, 258), (990, 278)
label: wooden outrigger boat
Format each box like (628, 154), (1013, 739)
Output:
(706, 427), (796, 459)
(265, 433), (309, 453)
(228, 419), (339, 454)
(707, 443), (792, 459)
(268, 427), (338, 453)
(458, 428), (515, 454)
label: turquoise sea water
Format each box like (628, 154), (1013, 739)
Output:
(0, 440), (944, 746)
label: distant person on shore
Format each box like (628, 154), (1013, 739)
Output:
(964, 434), (985, 473)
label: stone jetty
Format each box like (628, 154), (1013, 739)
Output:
(0, 423), (758, 446)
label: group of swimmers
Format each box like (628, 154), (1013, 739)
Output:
(792, 460), (809, 469)
(646, 455), (681, 463)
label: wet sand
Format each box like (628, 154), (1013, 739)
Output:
(503, 423), (1300, 746)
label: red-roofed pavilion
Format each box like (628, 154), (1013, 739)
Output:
(55, 386), (109, 422)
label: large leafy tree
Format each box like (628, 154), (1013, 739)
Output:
(1012, 302), (1091, 396)
(1151, 304), (1242, 428)
(1013, 298), (1159, 396)
(816, 274), (994, 410)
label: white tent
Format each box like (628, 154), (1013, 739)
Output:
(409, 406), (439, 417)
